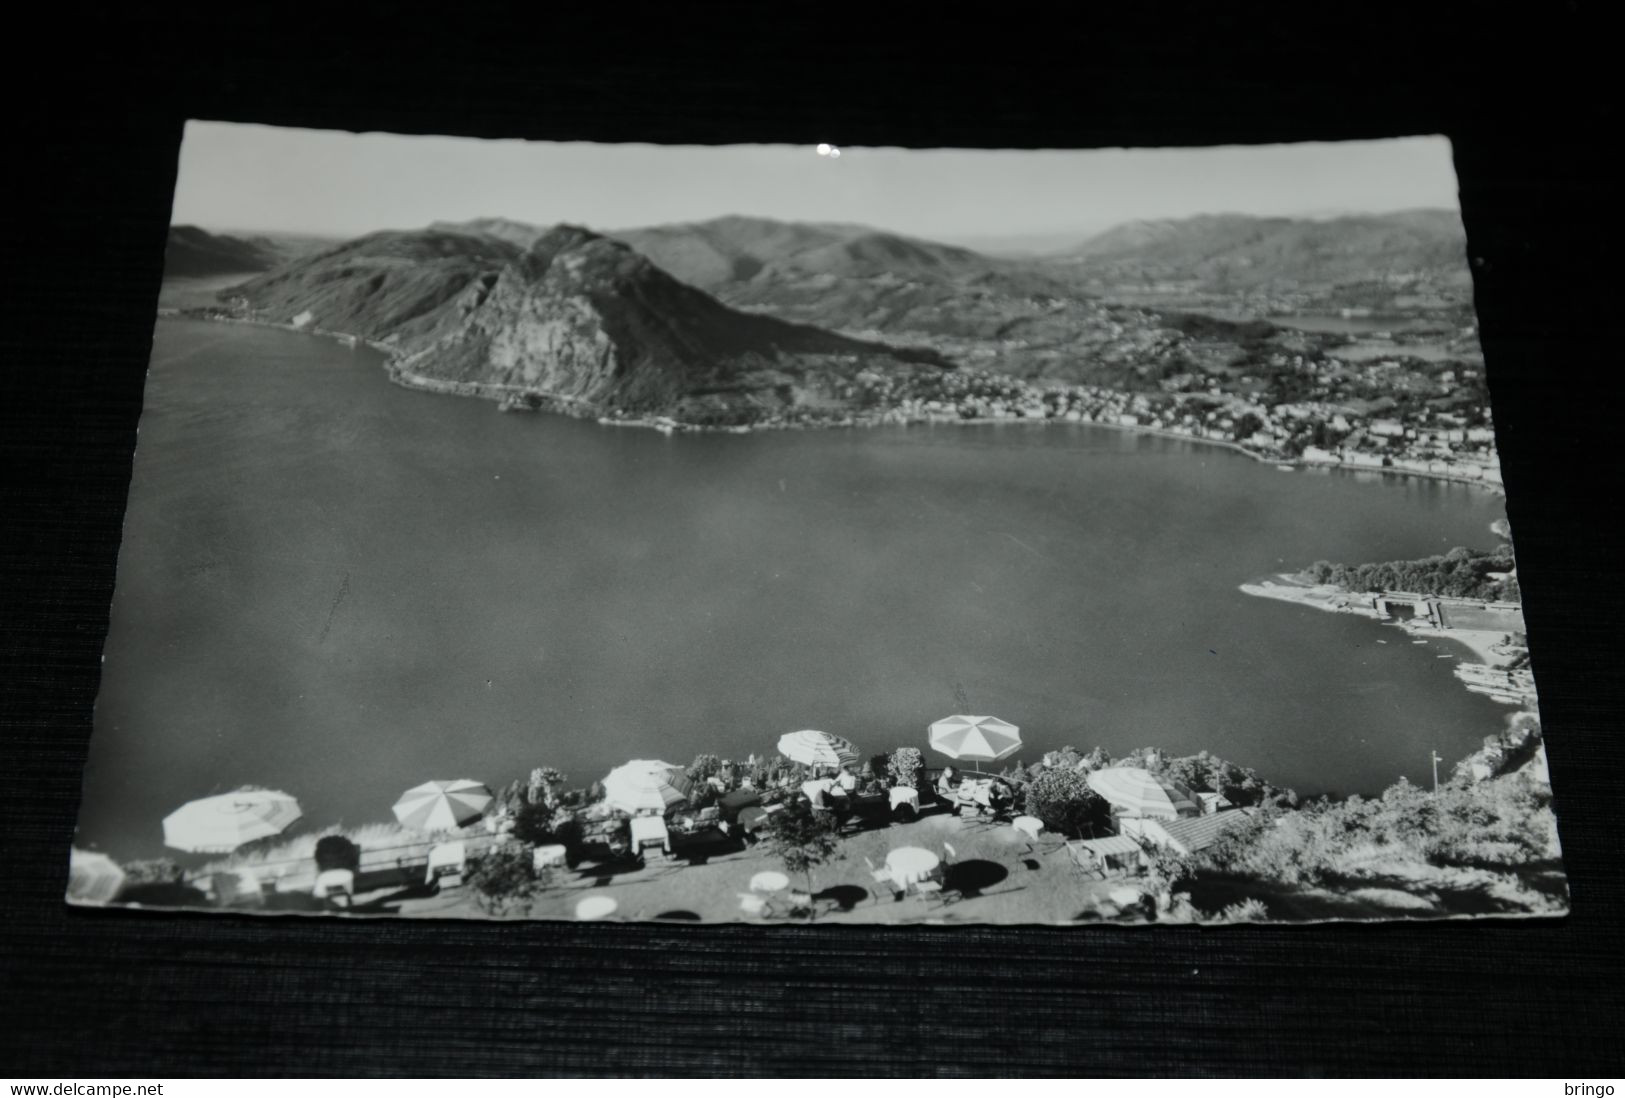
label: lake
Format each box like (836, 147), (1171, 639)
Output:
(1269, 313), (1443, 336)
(78, 319), (1512, 862)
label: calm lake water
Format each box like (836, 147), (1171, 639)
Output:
(79, 319), (1512, 861)
(1269, 314), (1442, 335)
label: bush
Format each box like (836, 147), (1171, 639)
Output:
(466, 848), (549, 917)
(1213, 898), (1270, 922)
(313, 835), (361, 873)
(1025, 768), (1111, 838)
(122, 858), (185, 887)
(887, 747), (924, 791)
(511, 800), (582, 853)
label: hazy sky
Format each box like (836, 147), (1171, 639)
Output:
(171, 121), (1459, 243)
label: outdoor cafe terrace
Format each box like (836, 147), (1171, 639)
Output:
(83, 723), (1240, 924)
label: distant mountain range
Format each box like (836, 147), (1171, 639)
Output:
(164, 226), (343, 278)
(1051, 210), (1471, 289)
(194, 209), (1474, 424)
(163, 226), (281, 278)
(230, 225), (949, 424)
(359, 215), (1210, 387)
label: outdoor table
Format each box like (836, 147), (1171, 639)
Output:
(738, 801), (785, 834)
(1012, 815), (1044, 840)
(885, 846), (941, 888)
(532, 843), (567, 870)
(575, 895), (618, 921)
(629, 815), (670, 855)
(749, 870), (790, 893)
(960, 779), (994, 806)
(801, 779), (834, 807)
(888, 786), (920, 813)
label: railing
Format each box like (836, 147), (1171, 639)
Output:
(186, 833), (510, 889)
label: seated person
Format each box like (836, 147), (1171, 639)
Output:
(935, 766), (960, 801)
(835, 766), (858, 794)
(986, 780), (1014, 818)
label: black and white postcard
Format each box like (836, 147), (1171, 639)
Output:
(67, 123), (1567, 925)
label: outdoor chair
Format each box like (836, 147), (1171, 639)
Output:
(865, 855), (902, 902)
(910, 878), (947, 905)
(1064, 840), (1108, 880)
(314, 868), (355, 907)
(426, 841), (468, 888)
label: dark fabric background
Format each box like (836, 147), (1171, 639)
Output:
(2, 3), (1619, 1077)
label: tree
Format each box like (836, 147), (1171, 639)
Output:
(1232, 412), (1264, 441)
(765, 801), (842, 920)
(1025, 768), (1111, 838)
(527, 767), (567, 807)
(313, 835), (360, 874)
(466, 848), (550, 917)
(887, 747), (925, 791)
(511, 798), (582, 859)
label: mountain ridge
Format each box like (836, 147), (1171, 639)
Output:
(164, 225), (282, 278)
(1054, 209), (1470, 287)
(227, 224), (952, 425)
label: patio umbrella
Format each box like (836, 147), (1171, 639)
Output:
(162, 788), (303, 853)
(928, 715), (1022, 774)
(1085, 767), (1199, 819)
(392, 779), (494, 832)
(601, 759), (692, 814)
(776, 729), (860, 770)
(66, 849), (126, 905)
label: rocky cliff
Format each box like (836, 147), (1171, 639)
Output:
(229, 225), (952, 425)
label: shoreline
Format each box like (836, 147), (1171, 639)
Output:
(159, 310), (1505, 497)
(1240, 574), (1531, 709)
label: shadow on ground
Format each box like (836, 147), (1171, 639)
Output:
(946, 859), (1008, 898)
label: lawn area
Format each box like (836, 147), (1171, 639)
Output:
(381, 810), (1136, 926)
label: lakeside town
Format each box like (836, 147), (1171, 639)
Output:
(606, 311), (1502, 491)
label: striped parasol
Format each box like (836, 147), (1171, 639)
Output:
(392, 780), (494, 832)
(776, 729), (860, 769)
(162, 789), (303, 853)
(66, 849), (126, 905)
(601, 760), (692, 814)
(1085, 767), (1199, 819)
(928, 715), (1022, 771)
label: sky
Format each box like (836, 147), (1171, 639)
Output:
(171, 121), (1460, 246)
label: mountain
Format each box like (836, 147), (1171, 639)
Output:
(609, 215), (996, 290)
(228, 225), (951, 425)
(1054, 210), (1471, 288)
(428, 217), (552, 249)
(228, 229), (525, 347)
(163, 225), (282, 278)
(601, 216), (1273, 387)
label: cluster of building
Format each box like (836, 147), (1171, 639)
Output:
(825, 349), (1501, 486)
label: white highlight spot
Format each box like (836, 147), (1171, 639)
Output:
(816, 143), (832, 155)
